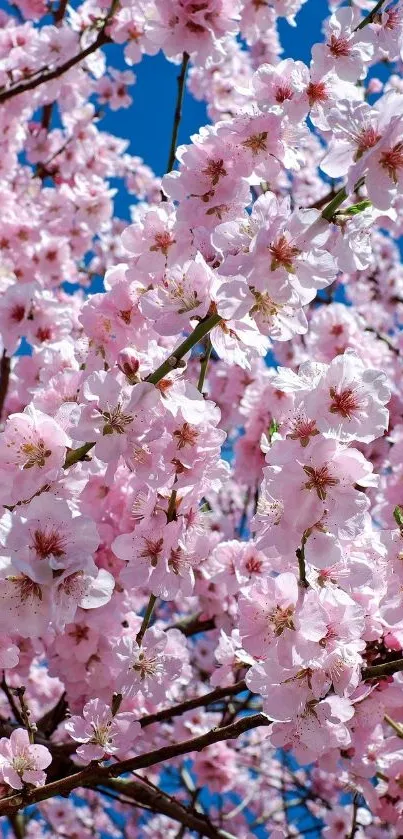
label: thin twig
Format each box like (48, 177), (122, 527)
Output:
(355, 0), (387, 30)
(139, 680), (247, 728)
(165, 52), (190, 178)
(0, 351), (10, 423)
(146, 312), (222, 386)
(136, 594), (157, 647)
(348, 793), (360, 839)
(197, 336), (212, 393)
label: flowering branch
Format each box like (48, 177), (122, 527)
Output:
(348, 793), (360, 839)
(0, 714), (270, 816)
(0, 31), (110, 104)
(384, 713), (403, 738)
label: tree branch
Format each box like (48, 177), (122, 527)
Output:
(0, 30), (110, 105)
(0, 351), (10, 423)
(355, 0), (387, 30)
(362, 658), (403, 680)
(146, 312), (222, 386)
(139, 680), (247, 728)
(171, 614), (216, 637)
(164, 52), (190, 178)
(0, 713), (270, 815)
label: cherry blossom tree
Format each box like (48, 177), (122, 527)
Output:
(0, 0), (403, 835)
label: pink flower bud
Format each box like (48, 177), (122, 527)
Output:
(367, 78), (383, 94)
(117, 348), (141, 384)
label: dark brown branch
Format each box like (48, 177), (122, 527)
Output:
(362, 658), (403, 680)
(0, 30), (110, 105)
(36, 692), (68, 738)
(139, 680), (247, 728)
(0, 713), (270, 815)
(169, 613), (216, 637)
(355, 0), (387, 30)
(53, 0), (69, 24)
(0, 351), (10, 423)
(8, 815), (25, 839)
(1, 675), (23, 725)
(165, 52), (190, 177)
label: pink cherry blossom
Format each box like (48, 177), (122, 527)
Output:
(65, 698), (140, 762)
(0, 729), (51, 790)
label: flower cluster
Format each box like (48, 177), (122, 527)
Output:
(0, 0), (403, 836)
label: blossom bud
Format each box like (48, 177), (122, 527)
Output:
(117, 348), (141, 384)
(367, 78), (383, 95)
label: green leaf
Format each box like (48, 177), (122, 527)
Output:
(342, 200), (372, 216)
(393, 506), (403, 529)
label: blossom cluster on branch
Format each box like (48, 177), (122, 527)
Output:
(0, 0), (403, 836)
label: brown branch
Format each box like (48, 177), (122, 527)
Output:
(8, 815), (25, 839)
(362, 658), (403, 680)
(164, 52), (190, 178)
(36, 692), (68, 738)
(355, 0), (387, 30)
(53, 0), (69, 24)
(0, 713), (270, 815)
(139, 680), (247, 728)
(0, 351), (10, 423)
(0, 0), (121, 112)
(169, 614), (216, 637)
(0, 675), (23, 725)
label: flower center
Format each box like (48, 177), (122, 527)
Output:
(244, 555), (263, 574)
(10, 304), (25, 323)
(329, 387), (361, 419)
(132, 651), (161, 679)
(12, 751), (35, 774)
(356, 126), (381, 155)
(275, 84), (293, 103)
(269, 235), (300, 272)
(288, 417), (320, 447)
(168, 546), (187, 575)
(306, 81), (328, 106)
(31, 527), (67, 559)
(140, 536), (164, 567)
(19, 440), (52, 469)
(328, 34), (351, 57)
(150, 231), (176, 255)
(380, 142), (403, 183)
(202, 158), (227, 185)
(303, 464), (340, 500)
(242, 132), (268, 155)
(173, 422), (199, 449)
(7, 575), (43, 603)
(102, 404), (133, 435)
(270, 604), (295, 635)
